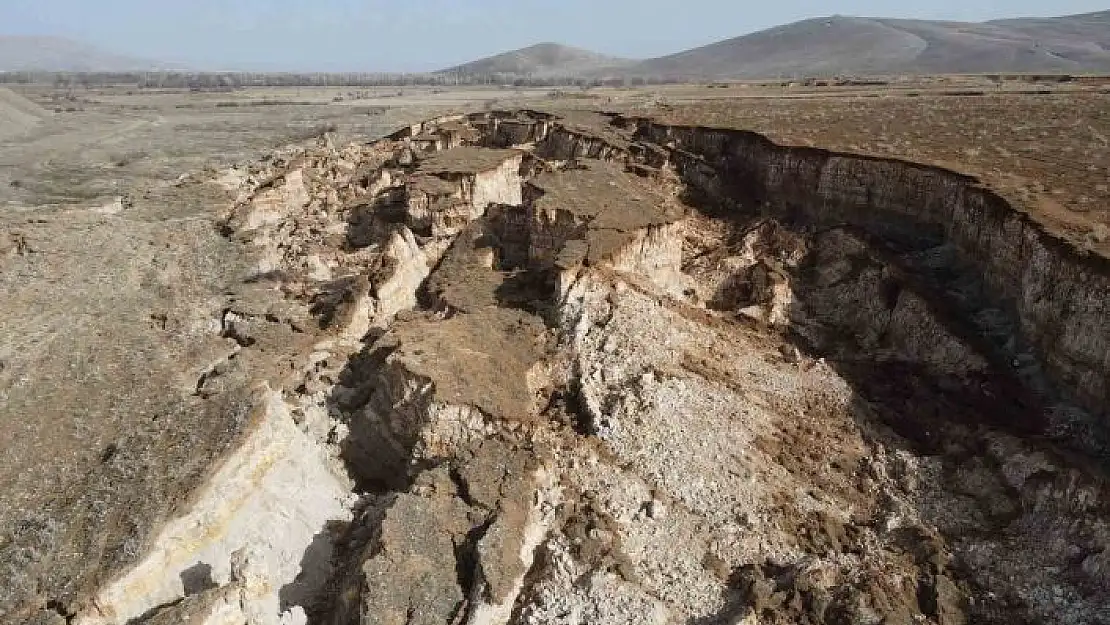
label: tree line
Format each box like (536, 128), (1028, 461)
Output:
(0, 71), (686, 88)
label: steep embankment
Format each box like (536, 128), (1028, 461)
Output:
(625, 118), (1110, 423)
(15, 110), (1110, 625)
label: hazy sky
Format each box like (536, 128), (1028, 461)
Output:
(2, 0), (1107, 71)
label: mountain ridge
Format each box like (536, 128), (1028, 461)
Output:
(623, 10), (1110, 78)
(5, 10), (1110, 77)
(439, 10), (1110, 79)
(0, 35), (162, 72)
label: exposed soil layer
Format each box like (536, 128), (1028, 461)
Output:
(645, 93), (1110, 256)
(11, 108), (1110, 625)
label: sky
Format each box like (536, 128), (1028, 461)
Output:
(1, 0), (1108, 72)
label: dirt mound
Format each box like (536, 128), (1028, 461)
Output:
(0, 88), (51, 141)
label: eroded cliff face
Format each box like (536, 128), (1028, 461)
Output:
(632, 120), (1110, 426)
(43, 110), (1110, 625)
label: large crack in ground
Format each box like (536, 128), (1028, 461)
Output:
(51, 110), (1110, 625)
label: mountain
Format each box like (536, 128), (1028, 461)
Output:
(0, 36), (160, 72)
(7, 10), (1109, 78)
(625, 10), (1110, 79)
(438, 42), (632, 77)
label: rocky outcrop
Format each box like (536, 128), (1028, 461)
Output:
(511, 160), (689, 301)
(632, 119), (1110, 422)
(405, 148), (523, 238)
(475, 111), (554, 149)
(75, 389), (351, 625)
(324, 441), (556, 625)
(338, 307), (547, 488)
(345, 227), (430, 341)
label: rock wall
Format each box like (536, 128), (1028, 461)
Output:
(538, 127), (628, 162)
(404, 156), (522, 238)
(75, 389), (351, 625)
(477, 111), (554, 148)
(633, 120), (1110, 419)
(470, 155), (524, 213)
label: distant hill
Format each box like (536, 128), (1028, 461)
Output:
(6, 10), (1109, 79)
(0, 36), (160, 72)
(0, 87), (51, 140)
(438, 42), (632, 78)
(624, 10), (1110, 79)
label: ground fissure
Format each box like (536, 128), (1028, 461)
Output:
(11, 108), (1110, 625)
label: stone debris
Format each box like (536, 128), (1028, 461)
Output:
(16, 109), (1110, 625)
